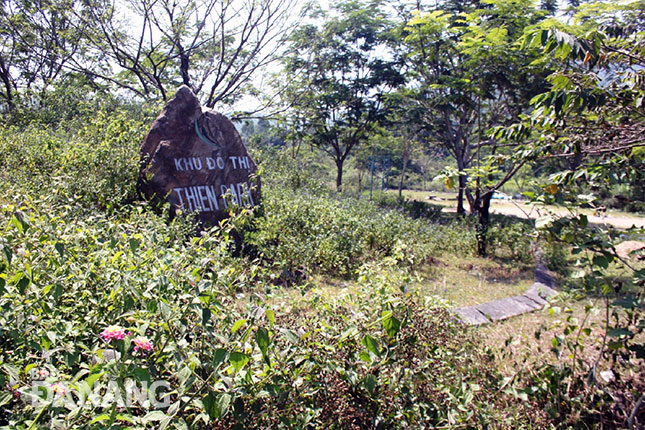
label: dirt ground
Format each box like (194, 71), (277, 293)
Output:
(437, 199), (645, 230)
(487, 201), (644, 229)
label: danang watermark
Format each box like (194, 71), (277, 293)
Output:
(22, 378), (173, 409)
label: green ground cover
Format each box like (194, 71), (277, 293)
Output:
(0, 120), (642, 428)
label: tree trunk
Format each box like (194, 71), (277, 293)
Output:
(475, 193), (493, 257)
(180, 50), (190, 87)
(456, 173), (468, 215)
(0, 56), (15, 111)
(455, 149), (468, 215)
(335, 158), (344, 192)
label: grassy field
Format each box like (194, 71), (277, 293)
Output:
(413, 255), (534, 307)
(265, 252), (535, 310)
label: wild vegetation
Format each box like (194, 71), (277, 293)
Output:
(0, 0), (643, 428)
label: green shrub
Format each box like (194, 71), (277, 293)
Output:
(0, 110), (146, 212)
(373, 194), (443, 220)
(247, 183), (477, 279)
(487, 217), (536, 263)
(0, 199), (534, 428)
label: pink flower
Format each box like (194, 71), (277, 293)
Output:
(36, 369), (50, 379)
(133, 336), (153, 353)
(101, 325), (126, 342)
(49, 382), (67, 397)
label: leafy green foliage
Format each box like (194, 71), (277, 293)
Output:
(0, 109), (543, 428)
(495, 4), (645, 427)
(0, 189), (536, 428)
(280, 0), (404, 191)
(249, 178), (478, 279)
(0, 110), (147, 212)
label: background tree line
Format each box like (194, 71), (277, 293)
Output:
(0, 0), (643, 253)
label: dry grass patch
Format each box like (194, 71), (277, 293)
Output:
(415, 254), (534, 307)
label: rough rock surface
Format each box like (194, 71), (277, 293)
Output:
(138, 86), (260, 224)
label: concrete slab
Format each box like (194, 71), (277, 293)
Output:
(511, 294), (543, 310)
(535, 264), (556, 287)
(522, 290), (548, 306)
(453, 307), (490, 325)
(475, 296), (536, 321)
(527, 282), (557, 298)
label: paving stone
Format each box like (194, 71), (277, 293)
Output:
(475, 297), (536, 321)
(452, 307), (490, 325)
(511, 294), (543, 310)
(526, 282), (557, 300)
(522, 289), (548, 306)
(535, 264), (556, 287)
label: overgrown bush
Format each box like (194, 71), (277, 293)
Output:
(0, 195), (537, 428)
(373, 194), (443, 220)
(486, 216), (535, 264)
(0, 113), (550, 429)
(0, 110), (147, 212)
(247, 183), (478, 279)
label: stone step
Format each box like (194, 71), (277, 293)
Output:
(451, 279), (558, 326)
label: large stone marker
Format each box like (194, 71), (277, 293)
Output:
(138, 85), (260, 224)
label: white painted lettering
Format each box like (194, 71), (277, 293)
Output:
(174, 187), (185, 209)
(216, 157), (225, 169)
(229, 156), (238, 169)
(205, 185), (220, 210)
(229, 184), (239, 206)
(206, 157), (216, 170)
(236, 183), (246, 206)
(197, 186), (210, 212)
(174, 159), (184, 171)
(220, 185), (229, 209)
(184, 187), (198, 211)
(245, 182), (255, 206)
(193, 157), (203, 170)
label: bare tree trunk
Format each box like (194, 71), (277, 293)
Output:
(475, 193), (492, 257)
(0, 56), (15, 111)
(335, 158), (344, 192)
(457, 173), (467, 215)
(454, 142), (468, 215)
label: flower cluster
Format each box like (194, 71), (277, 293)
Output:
(49, 382), (67, 397)
(100, 325), (153, 354)
(100, 325), (126, 342)
(133, 336), (153, 353)
(35, 369), (50, 379)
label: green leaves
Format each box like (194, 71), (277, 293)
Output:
(364, 374), (377, 395)
(382, 311), (401, 338)
(229, 352), (250, 372)
(255, 327), (270, 364)
(608, 328), (633, 338)
(362, 335), (381, 358)
(203, 391), (231, 420)
(231, 319), (247, 334)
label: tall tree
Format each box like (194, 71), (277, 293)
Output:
(403, 0), (550, 254)
(75, 0), (308, 109)
(496, 3), (645, 422)
(384, 90), (427, 197)
(0, 0), (89, 113)
(281, 0), (404, 191)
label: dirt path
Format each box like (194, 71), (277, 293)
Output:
(442, 201), (644, 230)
